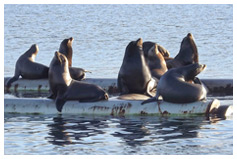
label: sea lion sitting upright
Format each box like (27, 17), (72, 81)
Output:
(117, 38), (157, 97)
(59, 37), (90, 80)
(6, 44), (48, 88)
(142, 63), (207, 105)
(146, 44), (168, 80)
(166, 33), (198, 69)
(49, 51), (109, 112)
(59, 37), (73, 67)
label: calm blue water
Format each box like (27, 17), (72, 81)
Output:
(4, 4), (233, 155)
(4, 114), (233, 155)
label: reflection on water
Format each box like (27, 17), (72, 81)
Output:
(46, 115), (108, 146)
(4, 113), (233, 155)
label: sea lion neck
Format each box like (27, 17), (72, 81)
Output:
(182, 63), (202, 81)
(175, 34), (198, 64)
(59, 38), (73, 67)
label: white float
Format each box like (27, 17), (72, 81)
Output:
(4, 96), (221, 116)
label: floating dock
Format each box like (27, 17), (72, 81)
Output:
(4, 97), (222, 116)
(4, 77), (233, 116)
(4, 77), (233, 96)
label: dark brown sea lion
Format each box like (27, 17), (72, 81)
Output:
(48, 51), (109, 112)
(59, 37), (73, 67)
(142, 63), (207, 105)
(6, 44), (48, 88)
(117, 38), (157, 97)
(166, 33), (198, 69)
(146, 44), (168, 79)
(59, 37), (90, 80)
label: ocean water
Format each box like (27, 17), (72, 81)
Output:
(4, 4), (233, 79)
(4, 4), (233, 155)
(4, 113), (233, 155)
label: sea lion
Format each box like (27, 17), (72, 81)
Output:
(146, 44), (168, 79)
(166, 33), (198, 69)
(143, 41), (170, 59)
(59, 37), (73, 67)
(48, 51), (109, 112)
(117, 38), (157, 97)
(142, 63), (207, 104)
(59, 37), (90, 80)
(6, 44), (48, 88)
(68, 67), (91, 81)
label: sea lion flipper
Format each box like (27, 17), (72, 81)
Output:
(6, 76), (19, 88)
(6, 66), (21, 88)
(193, 77), (201, 84)
(193, 77), (209, 95)
(141, 97), (157, 105)
(55, 89), (67, 112)
(55, 97), (66, 113)
(84, 70), (92, 73)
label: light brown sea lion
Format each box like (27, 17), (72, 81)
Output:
(143, 41), (170, 59)
(146, 44), (168, 80)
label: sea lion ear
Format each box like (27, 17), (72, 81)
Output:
(136, 38), (143, 47)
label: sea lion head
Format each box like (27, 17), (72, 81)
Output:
(67, 37), (74, 47)
(26, 44), (38, 55)
(51, 51), (71, 85)
(124, 38), (143, 58)
(59, 37), (74, 67)
(60, 37), (74, 48)
(179, 33), (198, 63)
(160, 50), (170, 58)
(54, 51), (69, 68)
(182, 63), (206, 81)
(30, 44), (39, 54)
(25, 44), (39, 60)
(135, 38), (143, 48)
(147, 44), (167, 74)
(157, 45), (170, 58)
(148, 44), (160, 59)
